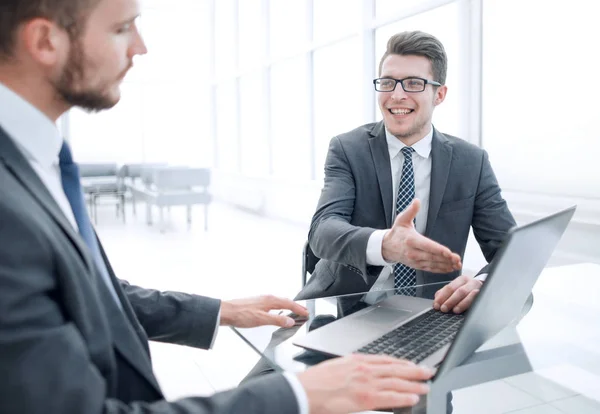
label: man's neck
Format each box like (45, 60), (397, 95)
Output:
(0, 68), (68, 122)
(394, 126), (432, 147)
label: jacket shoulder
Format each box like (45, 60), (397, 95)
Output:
(437, 131), (486, 158)
(332, 122), (380, 148)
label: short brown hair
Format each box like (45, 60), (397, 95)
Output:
(0, 0), (100, 61)
(378, 31), (447, 85)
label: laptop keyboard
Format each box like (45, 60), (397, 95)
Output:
(356, 309), (465, 363)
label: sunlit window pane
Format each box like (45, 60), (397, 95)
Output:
(70, 84), (144, 164)
(271, 56), (311, 179)
(138, 3), (211, 82)
(215, 0), (237, 76)
(313, 0), (361, 44)
(270, 0), (309, 60)
(482, 0), (600, 197)
(215, 81), (240, 172)
(142, 83), (211, 166)
(313, 37), (362, 182)
(239, 0), (265, 72)
(240, 72), (269, 176)
(375, 0), (429, 19)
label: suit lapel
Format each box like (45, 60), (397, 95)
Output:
(368, 122), (393, 226)
(94, 275), (161, 392)
(425, 128), (453, 235)
(0, 127), (161, 395)
(0, 128), (93, 270)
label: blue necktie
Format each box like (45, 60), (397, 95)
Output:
(58, 142), (122, 308)
(393, 146), (417, 296)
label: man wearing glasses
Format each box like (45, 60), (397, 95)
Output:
(296, 31), (515, 316)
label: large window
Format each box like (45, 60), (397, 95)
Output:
(313, 0), (361, 44)
(270, 0), (309, 60)
(215, 81), (240, 172)
(270, 57), (311, 179)
(239, 72), (269, 176)
(68, 0), (212, 167)
(482, 0), (600, 199)
(313, 37), (362, 182)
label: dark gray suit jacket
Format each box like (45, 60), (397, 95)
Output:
(296, 122), (515, 307)
(0, 128), (298, 414)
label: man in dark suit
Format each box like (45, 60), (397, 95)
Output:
(0, 1), (434, 413)
(296, 31), (516, 315)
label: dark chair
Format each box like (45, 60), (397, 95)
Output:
(302, 241), (321, 318)
(301, 240), (320, 289)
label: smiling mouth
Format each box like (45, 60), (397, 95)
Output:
(389, 108), (414, 115)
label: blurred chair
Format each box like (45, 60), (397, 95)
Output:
(78, 163), (124, 224)
(130, 167), (211, 232)
(119, 163), (168, 216)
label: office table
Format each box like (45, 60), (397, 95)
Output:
(230, 263), (600, 413)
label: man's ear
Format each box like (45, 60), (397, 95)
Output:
(21, 18), (68, 66)
(434, 85), (448, 106)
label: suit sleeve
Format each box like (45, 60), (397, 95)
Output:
(472, 150), (517, 275)
(0, 200), (299, 414)
(119, 280), (221, 350)
(309, 136), (379, 279)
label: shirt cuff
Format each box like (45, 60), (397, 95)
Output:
(366, 229), (391, 266)
(208, 307), (220, 349)
(474, 273), (488, 282)
(282, 372), (309, 414)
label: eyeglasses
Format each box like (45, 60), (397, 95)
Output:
(373, 77), (441, 93)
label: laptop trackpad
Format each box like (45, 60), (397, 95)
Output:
(357, 306), (413, 328)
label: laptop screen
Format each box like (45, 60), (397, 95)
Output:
(435, 206), (576, 378)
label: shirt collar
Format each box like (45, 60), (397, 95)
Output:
(0, 82), (63, 168)
(385, 125), (433, 160)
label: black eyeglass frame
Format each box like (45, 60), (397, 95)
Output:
(373, 77), (442, 93)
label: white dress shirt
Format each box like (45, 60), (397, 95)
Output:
(366, 127), (433, 267)
(0, 82), (308, 413)
(364, 126), (486, 295)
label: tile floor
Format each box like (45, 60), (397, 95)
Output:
(95, 201), (600, 413)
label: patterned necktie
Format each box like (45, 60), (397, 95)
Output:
(58, 141), (122, 308)
(393, 146), (417, 296)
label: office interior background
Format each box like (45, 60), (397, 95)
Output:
(63, 0), (599, 266)
(53, 0), (599, 412)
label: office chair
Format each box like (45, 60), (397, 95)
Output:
(301, 240), (320, 288)
(302, 241), (321, 318)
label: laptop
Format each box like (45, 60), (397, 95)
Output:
(293, 206), (576, 376)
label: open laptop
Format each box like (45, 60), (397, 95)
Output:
(293, 206), (576, 376)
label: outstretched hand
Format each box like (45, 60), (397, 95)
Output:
(220, 295), (309, 328)
(382, 199), (462, 273)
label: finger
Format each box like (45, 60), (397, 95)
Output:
(406, 231), (452, 254)
(394, 199), (421, 228)
(376, 378), (430, 395)
(365, 392), (421, 410)
(260, 312), (295, 328)
(353, 354), (418, 366)
(439, 280), (474, 312)
(268, 296), (310, 317)
(370, 363), (435, 381)
(433, 285), (453, 310)
(412, 258), (458, 273)
(433, 277), (467, 308)
(453, 288), (480, 314)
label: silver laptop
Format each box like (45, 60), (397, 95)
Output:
(293, 206), (576, 376)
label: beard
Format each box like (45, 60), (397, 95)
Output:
(53, 41), (121, 112)
(392, 116), (430, 140)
